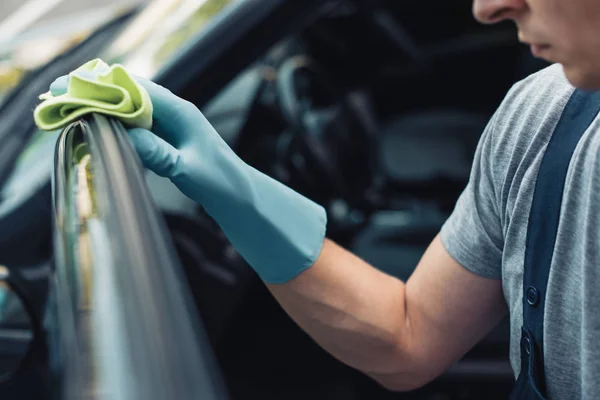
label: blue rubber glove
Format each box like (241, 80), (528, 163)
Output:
(50, 72), (327, 284)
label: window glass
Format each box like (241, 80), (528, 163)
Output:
(102, 0), (238, 79)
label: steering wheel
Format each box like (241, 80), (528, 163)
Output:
(275, 55), (378, 208)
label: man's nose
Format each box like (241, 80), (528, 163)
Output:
(472, 0), (526, 24)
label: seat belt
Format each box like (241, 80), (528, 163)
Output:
(509, 89), (600, 399)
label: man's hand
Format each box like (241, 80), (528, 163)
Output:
(50, 71), (328, 284)
(50, 71), (232, 201)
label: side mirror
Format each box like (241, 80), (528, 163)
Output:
(0, 266), (36, 384)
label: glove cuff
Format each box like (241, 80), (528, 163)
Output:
(200, 162), (328, 284)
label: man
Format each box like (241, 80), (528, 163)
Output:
(50, 0), (600, 397)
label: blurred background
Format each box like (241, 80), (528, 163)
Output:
(0, 1), (550, 399)
(0, 0), (146, 101)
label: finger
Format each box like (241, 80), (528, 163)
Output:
(131, 74), (183, 119)
(128, 128), (181, 178)
(49, 76), (69, 96)
(130, 75), (198, 142)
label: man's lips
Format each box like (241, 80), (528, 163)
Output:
(530, 44), (551, 57)
(518, 33), (552, 57)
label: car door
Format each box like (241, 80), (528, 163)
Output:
(48, 113), (228, 399)
(45, 1), (341, 398)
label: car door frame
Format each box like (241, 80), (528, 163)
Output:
(50, 114), (227, 400)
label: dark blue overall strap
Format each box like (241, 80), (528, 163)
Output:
(521, 89), (600, 396)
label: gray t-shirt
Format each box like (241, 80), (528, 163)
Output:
(440, 63), (600, 399)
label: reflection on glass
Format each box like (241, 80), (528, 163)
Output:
(74, 152), (95, 311)
(54, 126), (102, 396)
(0, 4), (136, 103)
(0, 62), (25, 102)
(0, 268), (34, 379)
(103, 0), (236, 78)
(101, 0), (185, 65)
(4, 0), (237, 176)
(153, 0), (234, 67)
(60, 140), (97, 318)
(0, 283), (31, 329)
(52, 114), (223, 399)
(0, 281), (10, 323)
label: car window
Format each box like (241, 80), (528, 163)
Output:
(0, 3), (137, 104)
(101, 0), (239, 79)
(50, 114), (227, 399)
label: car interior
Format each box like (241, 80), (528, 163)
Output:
(0, 0), (550, 399)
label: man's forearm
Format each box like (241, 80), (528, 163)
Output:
(266, 235), (508, 392)
(266, 239), (420, 389)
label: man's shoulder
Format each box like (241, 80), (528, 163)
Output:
(496, 63), (573, 128)
(514, 63), (571, 91)
(438, 67), (573, 281)
(488, 64), (574, 167)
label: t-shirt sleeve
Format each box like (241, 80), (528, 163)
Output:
(440, 111), (504, 279)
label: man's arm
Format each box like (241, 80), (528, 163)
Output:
(45, 71), (507, 390)
(267, 234), (507, 391)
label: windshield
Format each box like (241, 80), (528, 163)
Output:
(100, 0), (238, 79)
(0, 0), (238, 104)
(1, 0), (239, 193)
(0, 2), (137, 104)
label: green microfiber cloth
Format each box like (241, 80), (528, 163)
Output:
(34, 59), (153, 131)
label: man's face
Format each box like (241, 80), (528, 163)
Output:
(473, 0), (600, 89)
